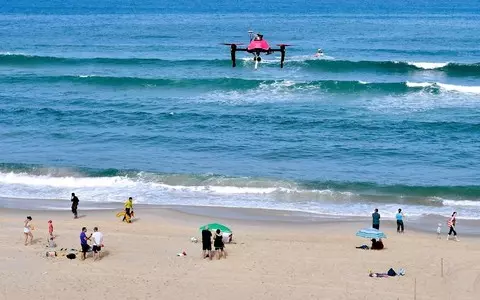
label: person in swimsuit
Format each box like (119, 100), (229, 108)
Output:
(314, 48), (324, 57)
(213, 229), (227, 259)
(23, 216), (33, 245)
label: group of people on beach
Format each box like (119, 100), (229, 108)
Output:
(201, 226), (228, 260)
(371, 208), (460, 240)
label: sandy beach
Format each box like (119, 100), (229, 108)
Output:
(0, 206), (479, 300)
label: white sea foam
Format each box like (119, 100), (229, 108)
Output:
(436, 83), (480, 94)
(406, 81), (431, 88)
(407, 62), (448, 69)
(443, 200), (480, 207)
(1, 172), (479, 219)
(406, 81), (480, 94)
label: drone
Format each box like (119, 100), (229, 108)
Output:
(223, 31), (291, 69)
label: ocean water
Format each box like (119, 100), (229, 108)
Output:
(1, 0), (480, 220)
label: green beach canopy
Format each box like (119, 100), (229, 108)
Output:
(199, 223), (232, 233)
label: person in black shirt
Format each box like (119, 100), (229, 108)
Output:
(201, 227), (212, 260)
(371, 238), (384, 250)
(213, 229), (227, 259)
(71, 193), (79, 219)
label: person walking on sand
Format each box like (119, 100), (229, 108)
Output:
(447, 212), (459, 241)
(396, 208), (404, 233)
(71, 193), (79, 219)
(23, 216), (33, 245)
(202, 226), (213, 260)
(91, 227), (104, 261)
(372, 208), (380, 230)
(123, 197), (133, 223)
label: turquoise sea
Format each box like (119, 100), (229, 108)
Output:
(1, 0), (480, 219)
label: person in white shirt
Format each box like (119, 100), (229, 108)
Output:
(91, 227), (104, 261)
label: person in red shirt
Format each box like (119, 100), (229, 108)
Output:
(48, 220), (54, 238)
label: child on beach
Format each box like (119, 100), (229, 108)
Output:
(48, 220), (54, 238)
(48, 236), (57, 248)
(23, 216), (34, 246)
(437, 223), (442, 239)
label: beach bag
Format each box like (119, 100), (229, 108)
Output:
(66, 253), (76, 260)
(387, 268), (397, 276)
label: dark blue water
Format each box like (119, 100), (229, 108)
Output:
(1, 0), (480, 219)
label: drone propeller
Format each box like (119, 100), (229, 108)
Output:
(222, 43), (244, 46)
(276, 44), (292, 47)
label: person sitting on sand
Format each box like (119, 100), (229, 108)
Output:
(80, 227), (92, 260)
(48, 236), (57, 248)
(222, 232), (233, 244)
(23, 216), (34, 246)
(213, 229), (227, 259)
(371, 238), (384, 250)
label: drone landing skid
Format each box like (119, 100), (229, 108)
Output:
(228, 44), (287, 69)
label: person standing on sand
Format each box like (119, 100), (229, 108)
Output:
(202, 226), (212, 260)
(23, 216), (33, 245)
(80, 227), (92, 260)
(71, 193), (79, 219)
(372, 208), (380, 230)
(213, 229), (227, 259)
(91, 227), (104, 261)
(396, 208), (404, 233)
(447, 212), (459, 241)
(48, 220), (54, 238)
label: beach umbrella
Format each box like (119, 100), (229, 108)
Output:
(199, 223), (232, 233)
(356, 228), (387, 239)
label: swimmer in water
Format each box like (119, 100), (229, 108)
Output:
(314, 48), (324, 57)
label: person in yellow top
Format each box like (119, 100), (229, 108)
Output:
(123, 197), (134, 223)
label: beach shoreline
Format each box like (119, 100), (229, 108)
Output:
(1, 205), (480, 299)
(2, 197), (480, 236)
